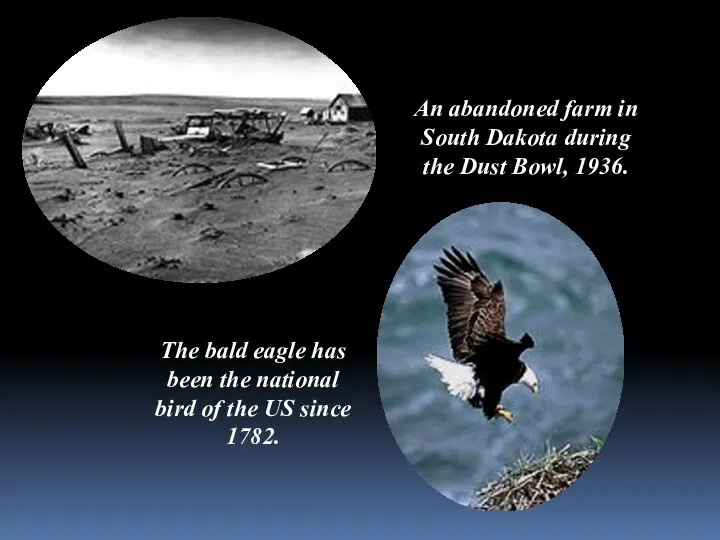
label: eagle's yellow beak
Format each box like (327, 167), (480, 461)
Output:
(519, 366), (539, 396)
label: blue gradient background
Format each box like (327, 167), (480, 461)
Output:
(3, 355), (718, 539)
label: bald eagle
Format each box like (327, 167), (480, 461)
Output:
(426, 246), (539, 423)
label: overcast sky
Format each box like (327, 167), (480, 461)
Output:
(39, 18), (360, 99)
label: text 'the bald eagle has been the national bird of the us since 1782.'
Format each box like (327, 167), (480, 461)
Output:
(426, 246), (539, 423)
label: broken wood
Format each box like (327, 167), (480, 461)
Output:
(140, 135), (168, 155)
(61, 132), (87, 169)
(256, 157), (306, 171)
(113, 120), (133, 153)
(308, 133), (329, 166)
(271, 112), (287, 136)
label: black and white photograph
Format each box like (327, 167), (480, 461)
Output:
(377, 202), (624, 510)
(22, 17), (376, 283)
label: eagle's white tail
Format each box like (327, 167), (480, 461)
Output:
(426, 354), (477, 400)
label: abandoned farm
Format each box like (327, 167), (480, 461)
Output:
(22, 93), (376, 283)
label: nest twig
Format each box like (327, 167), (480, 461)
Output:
(473, 440), (601, 511)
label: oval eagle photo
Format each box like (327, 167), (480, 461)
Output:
(377, 202), (624, 510)
(22, 17), (375, 283)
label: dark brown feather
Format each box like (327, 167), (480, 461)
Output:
(434, 246), (507, 361)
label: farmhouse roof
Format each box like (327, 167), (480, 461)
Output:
(331, 93), (367, 108)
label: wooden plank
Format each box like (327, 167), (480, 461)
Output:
(159, 134), (208, 142)
(113, 120), (132, 153)
(60, 132), (87, 169)
(140, 135), (167, 155)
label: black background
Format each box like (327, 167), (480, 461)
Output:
(4, 12), (715, 539)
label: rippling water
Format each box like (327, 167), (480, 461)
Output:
(377, 203), (624, 505)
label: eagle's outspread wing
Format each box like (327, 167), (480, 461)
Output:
(434, 246), (507, 361)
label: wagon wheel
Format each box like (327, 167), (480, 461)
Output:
(171, 163), (215, 177)
(217, 171), (269, 189)
(326, 159), (371, 173)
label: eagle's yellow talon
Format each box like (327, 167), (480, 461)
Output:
(496, 406), (513, 423)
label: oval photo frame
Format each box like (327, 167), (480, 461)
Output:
(23, 17), (375, 283)
(377, 202), (624, 510)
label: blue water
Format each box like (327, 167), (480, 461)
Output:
(377, 202), (624, 505)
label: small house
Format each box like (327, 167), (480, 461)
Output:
(299, 106), (315, 119)
(327, 93), (371, 124)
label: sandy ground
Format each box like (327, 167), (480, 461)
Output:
(22, 96), (375, 282)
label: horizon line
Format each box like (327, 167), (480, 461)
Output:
(35, 91), (359, 101)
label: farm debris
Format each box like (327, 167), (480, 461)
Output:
(216, 171), (269, 189)
(168, 168), (270, 195)
(140, 135), (168, 155)
(113, 120), (133, 153)
(306, 133), (329, 166)
(23, 121), (91, 144)
(256, 156), (307, 171)
(166, 168), (235, 195)
(163, 108), (287, 144)
(326, 159), (372, 172)
(171, 163), (214, 178)
(60, 132), (88, 169)
(175, 143), (232, 158)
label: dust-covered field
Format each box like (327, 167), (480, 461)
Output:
(22, 95), (376, 282)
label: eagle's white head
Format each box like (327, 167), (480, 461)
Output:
(519, 365), (539, 395)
